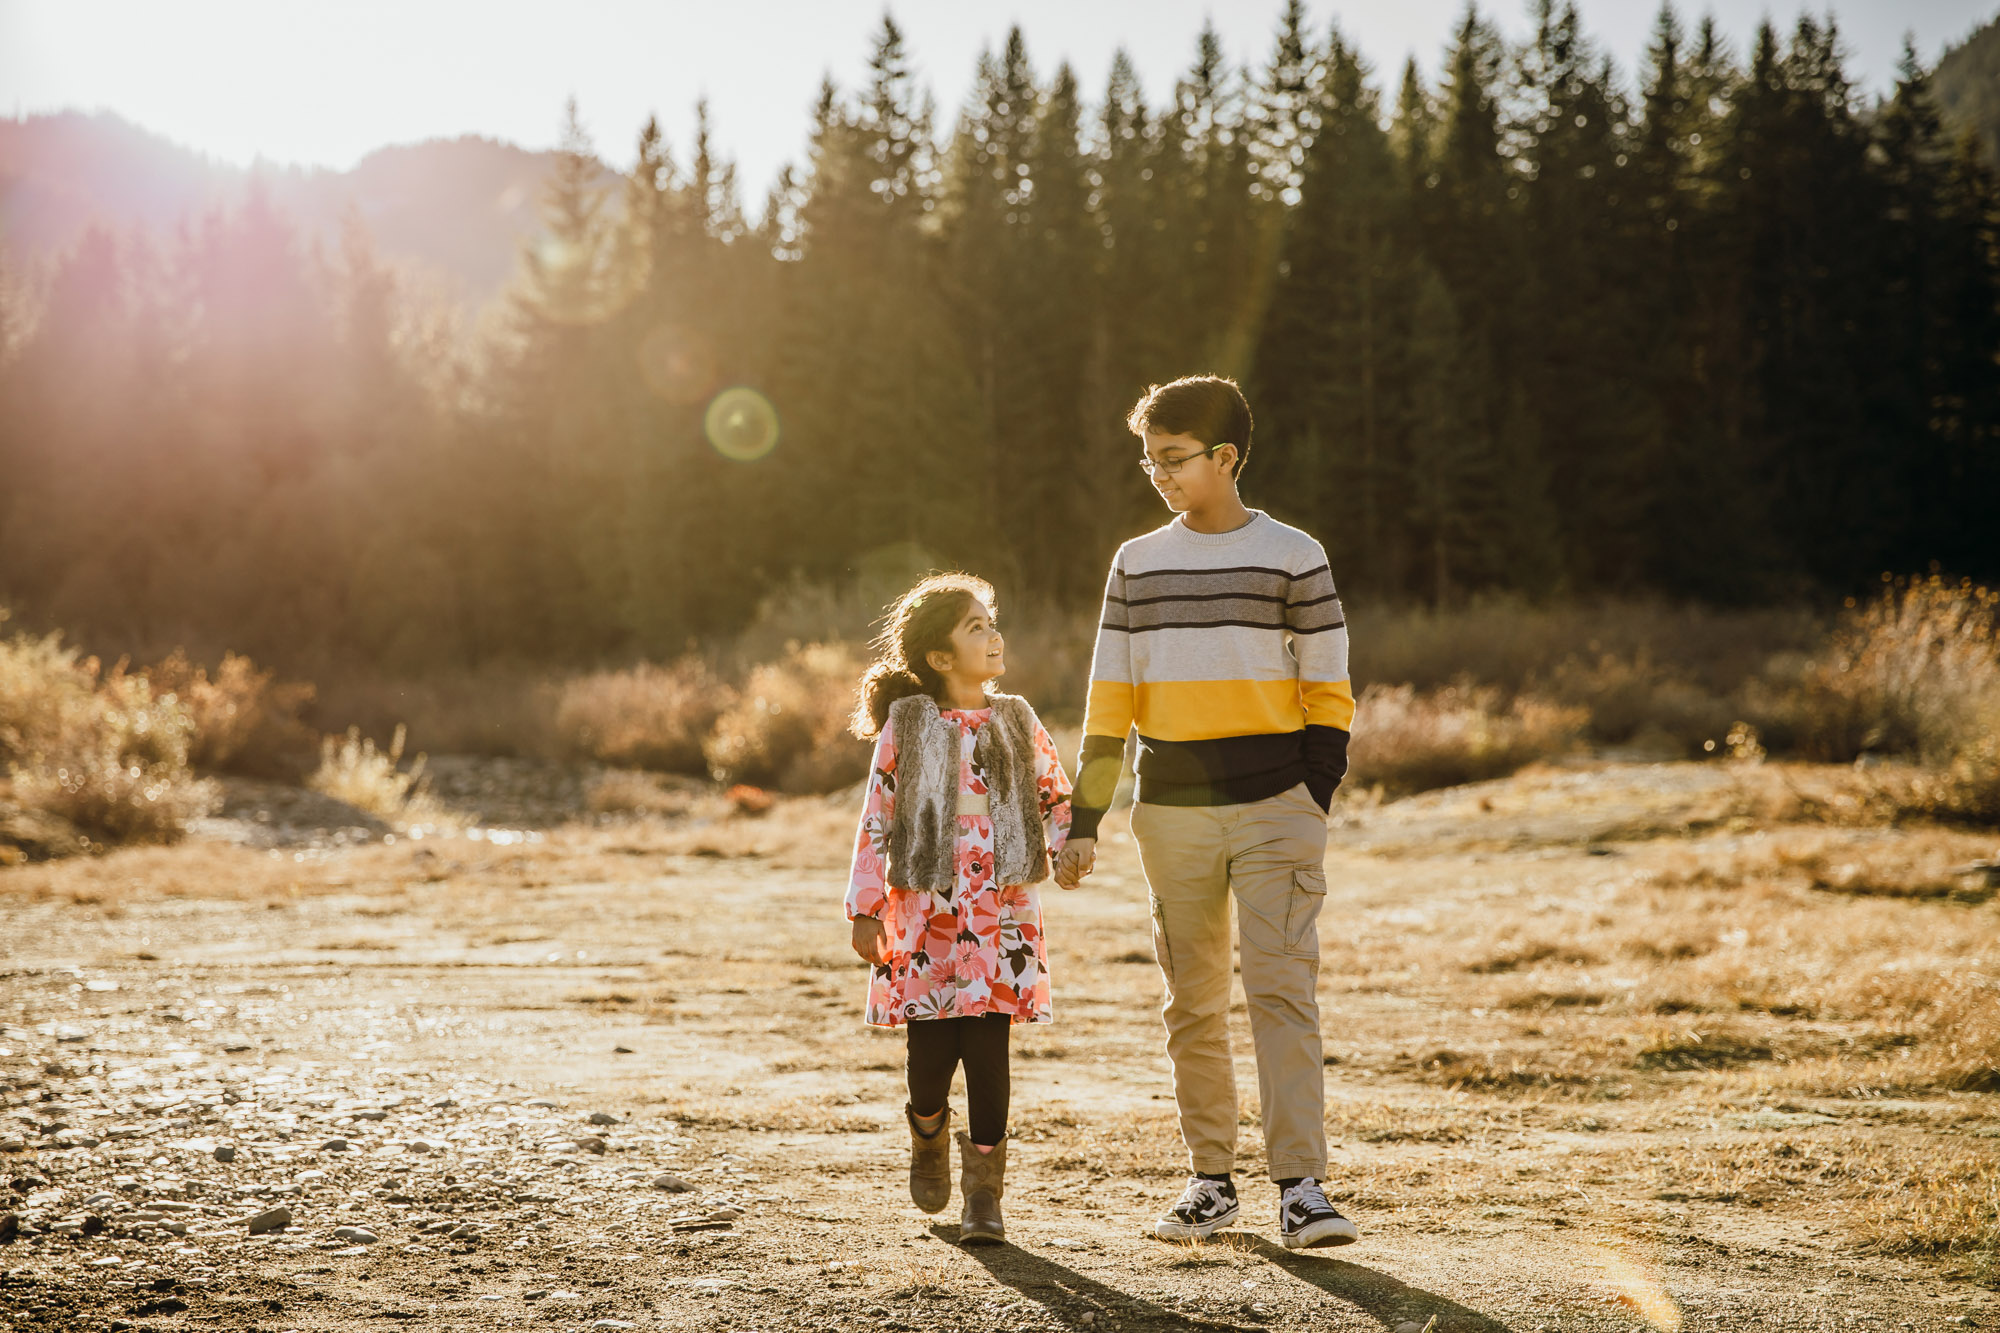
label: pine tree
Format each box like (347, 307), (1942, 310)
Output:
(1253, 26), (1405, 589)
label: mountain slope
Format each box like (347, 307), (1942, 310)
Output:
(1933, 12), (2000, 164)
(0, 111), (569, 305)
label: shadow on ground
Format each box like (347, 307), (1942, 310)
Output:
(943, 1223), (1517, 1332)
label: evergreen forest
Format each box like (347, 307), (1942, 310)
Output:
(3, 2), (1997, 680)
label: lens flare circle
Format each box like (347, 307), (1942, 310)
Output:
(704, 387), (780, 462)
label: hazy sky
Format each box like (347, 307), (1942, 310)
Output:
(4, 0), (1995, 200)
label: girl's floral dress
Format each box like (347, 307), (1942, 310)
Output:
(844, 706), (1072, 1028)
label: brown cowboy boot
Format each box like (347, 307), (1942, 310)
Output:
(906, 1105), (951, 1213)
(956, 1131), (1007, 1246)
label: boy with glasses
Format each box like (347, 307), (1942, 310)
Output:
(1053, 375), (1357, 1248)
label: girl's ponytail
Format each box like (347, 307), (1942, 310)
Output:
(848, 572), (999, 741)
(854, 662), (926, 740)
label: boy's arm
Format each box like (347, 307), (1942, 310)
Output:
(1072, 557), (1134, 842)
(1288, 548), (1354, 811)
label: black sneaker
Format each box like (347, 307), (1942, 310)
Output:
(1153, 1175), (1240, 1241)
(1277, 1178), (1359, 1249)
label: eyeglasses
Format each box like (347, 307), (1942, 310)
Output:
(1138, 444), (1229, 477)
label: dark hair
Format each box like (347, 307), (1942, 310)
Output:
(850, 572), (999, 740)
(1126, 375), (1253, 479)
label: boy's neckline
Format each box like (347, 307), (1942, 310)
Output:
(1172, 510), (1265, 545)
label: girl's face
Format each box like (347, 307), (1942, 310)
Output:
(927, 598), (1005, 686)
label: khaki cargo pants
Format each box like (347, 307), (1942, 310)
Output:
(1130, 782), (1328, 1181)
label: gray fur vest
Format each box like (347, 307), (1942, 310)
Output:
(886, 692), (1050, 893)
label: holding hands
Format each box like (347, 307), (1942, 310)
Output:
(1053, 836), (1095, 891)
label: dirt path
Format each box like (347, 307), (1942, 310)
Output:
(1, 763), (1995, 1331)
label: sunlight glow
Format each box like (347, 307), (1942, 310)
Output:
(704, 387), (780, 462)
(1579, 1241), (1683, 1332)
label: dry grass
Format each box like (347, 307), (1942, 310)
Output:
(1348, 683), (1587, 795)
(307, 724), (443, 826)
(555, 659), (731, 776)
(0, 624), (217, 847)
(143, 649), (318, 778)
(1785, 576), (2000, 822)
(704, 642), (869, 793)
(586, 768), (701, 817)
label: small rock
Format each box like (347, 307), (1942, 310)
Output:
(525, 1098), (559, 1109)
(405, 1140), (443, 1155)
(333, 1226), (378, 1244)
(524, 1289), (548, 1300)
(0, 1212), (16, 1244)
(246, 1206), (292, 1235)
(576, 1136), (607, 1155)
(587, 1112), (617, 1126)
(593, 1322), (636, 1330)
(447, 1222), (482, 1239)
(0, 1141), (21, 1155)
(651, 1173), (693, 1192)
(429, 1096), (457, 1109)
(80, 1192), (114, 1207)
(706, 1205), (746, 1222)
(612, 1045), (634, 1054)
(321, 1139), (350, 1152)
(213, 1145), (237, 1164)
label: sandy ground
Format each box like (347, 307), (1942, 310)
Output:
(1, 761), (1996, 1332)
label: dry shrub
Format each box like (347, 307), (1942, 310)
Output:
(554, 659), (731, 775)
(0, 626), (216, 847)
(1796, 576), (2000, 763)
(704, 643), (869, 794)
(308, 724), (441, 824)
(1361, 598), (1821, 695)
(1348, 683), (1586, 795)
(586, 769), (698, 817)
(312, 664), (559, 759)
(1543, 652), (1735, 753)
(144, 650), (317, 778)
(1787, 577), (2000, 822)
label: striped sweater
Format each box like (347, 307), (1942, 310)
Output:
(1073, 511), (1353, 839)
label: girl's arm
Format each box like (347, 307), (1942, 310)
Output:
(844, 717), (899, 921)
(1031, 717), (1073, 857)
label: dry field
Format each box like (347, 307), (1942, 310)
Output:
(1, 758), (1996, 1332)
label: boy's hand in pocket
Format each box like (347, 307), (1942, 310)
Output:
(851, 915), (888, 964)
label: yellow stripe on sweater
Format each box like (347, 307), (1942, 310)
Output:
(1301, 679), (1357, 730)
(1083, 679), (1135, 740)
(1088, 677), (1355, 741)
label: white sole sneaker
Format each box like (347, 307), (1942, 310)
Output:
(1280, 1213), (1359, 1249)
(1153, 1199), (1241, 1241)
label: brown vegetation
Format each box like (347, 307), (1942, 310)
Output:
(0, 619), (216, 847)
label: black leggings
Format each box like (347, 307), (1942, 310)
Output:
(906, 1014), (1012, 1146)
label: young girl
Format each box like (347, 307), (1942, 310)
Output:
(843, 573), (1077, 1247)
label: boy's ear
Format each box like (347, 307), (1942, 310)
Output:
(1219, 443), (1242, 479)
(925, 649), (954, 675)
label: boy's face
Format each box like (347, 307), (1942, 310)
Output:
(1142, 431), (1239, 514)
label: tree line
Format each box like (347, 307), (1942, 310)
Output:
(1, 1), (1996, 680)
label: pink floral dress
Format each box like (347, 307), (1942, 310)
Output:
(844, 706), (1072, 1028)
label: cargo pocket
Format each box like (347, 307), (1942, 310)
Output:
(1283, 865), (1327, 957)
